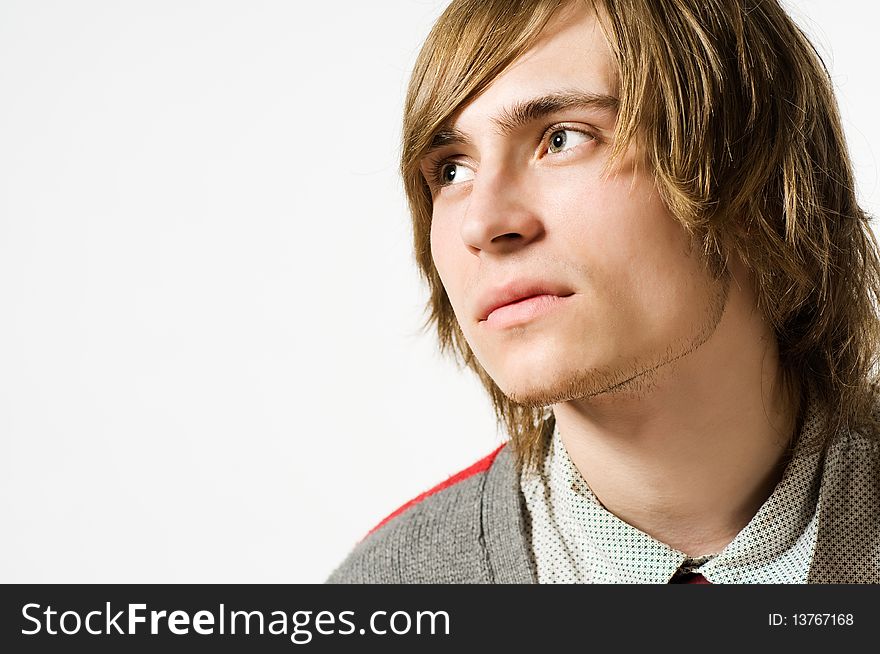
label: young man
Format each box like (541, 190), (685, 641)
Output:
(329, 0), (880, 583)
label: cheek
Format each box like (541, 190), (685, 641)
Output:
(429, 214), (450, 279)
(546, 171), (672, 278)
(553, 173), (705, 324)
(429, 211), (466, 304)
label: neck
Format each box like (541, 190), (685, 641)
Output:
(551, 266), (801, 557)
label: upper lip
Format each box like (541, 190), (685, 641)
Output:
(476, 280), (574, 321)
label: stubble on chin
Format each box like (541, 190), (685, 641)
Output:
(503, 271), (732, 408)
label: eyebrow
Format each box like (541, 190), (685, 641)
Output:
(423, 90), (619, 159)
(492, 90), (618, 135)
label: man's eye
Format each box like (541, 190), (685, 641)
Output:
(436, 162), (475, 187)
(547, 129), (594, 154)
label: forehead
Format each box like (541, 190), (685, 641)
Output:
(452, 5), (616, 130)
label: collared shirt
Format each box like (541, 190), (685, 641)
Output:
(520, 399), (826, 584)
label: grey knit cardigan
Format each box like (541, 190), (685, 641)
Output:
(327, 434), (880, 583)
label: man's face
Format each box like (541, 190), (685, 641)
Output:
(423, 5), (729, 406)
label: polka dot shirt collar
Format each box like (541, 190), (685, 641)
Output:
(521, 397), (825, 584)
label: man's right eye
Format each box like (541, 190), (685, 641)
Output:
(432, 161), (475, 188)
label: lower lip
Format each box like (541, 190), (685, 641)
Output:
(482, 294), (571, 329)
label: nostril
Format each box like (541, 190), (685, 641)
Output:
(492, 233), (523, 242)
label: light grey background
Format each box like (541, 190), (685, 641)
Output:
(0, 1), (877, 583)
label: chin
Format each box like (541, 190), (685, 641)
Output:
(492, 352), (663, 408)
(491, 361), (598, 408)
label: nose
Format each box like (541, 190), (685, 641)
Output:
(459, 167), (544, 255)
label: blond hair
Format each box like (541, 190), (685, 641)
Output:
(401, 0), (880, 471)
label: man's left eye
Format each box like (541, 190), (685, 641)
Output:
(547, 129), (593, 154)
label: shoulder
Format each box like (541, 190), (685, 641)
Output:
(814, 412), (880, 510)
(810, 421), (880, 582)
(326, 443), (513, 584)
(822, 423), (880, 488)
(825, 419), (880, 463)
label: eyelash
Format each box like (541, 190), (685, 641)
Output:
(426, 123), (600, 189)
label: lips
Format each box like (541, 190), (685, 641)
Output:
(476, 280), (575, 322)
